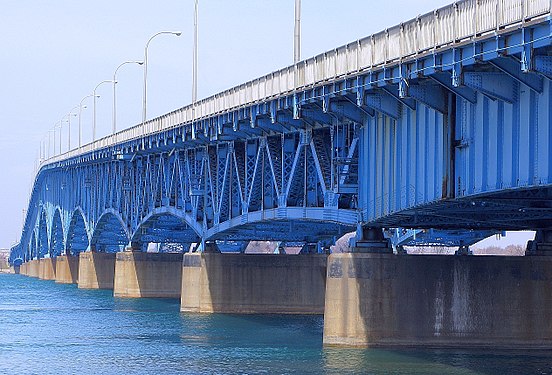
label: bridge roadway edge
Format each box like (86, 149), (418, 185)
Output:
(324, 252), (552, 348)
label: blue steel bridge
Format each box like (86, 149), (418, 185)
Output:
(9, 0), (552, 265)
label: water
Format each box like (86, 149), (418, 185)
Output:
(1, 274), (551, 375)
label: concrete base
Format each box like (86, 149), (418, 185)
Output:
(28, 260), (40, 278)
(38, 258), (56, 280)
(20, 263), (27, 275)
(181, 253), (327, 314)
(55, 255), (79, 284)
(324, 253), (552, 348)
(78, 252), (116, 289)
(114, 252), (183, 298)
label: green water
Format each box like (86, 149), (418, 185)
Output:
(0, 274), (551, 374)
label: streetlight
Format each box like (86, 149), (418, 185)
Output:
(193, 1), (198, 104)
(294, 0), (301, 64)
(62, 109), (78, 152)
(58, 122), (63, 155)
(93, 80), (115, 142)
(142, 31), (182, 126)
(47, 129), (54, 159)
(50, 124), (59, 157)
(79, 94), (96, 147)
(113, 60), (143, 134)
(192, 1), (198, 139)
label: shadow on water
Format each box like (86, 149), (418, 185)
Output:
(323, 347), (552, 375)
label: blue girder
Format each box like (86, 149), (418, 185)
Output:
(11, 14), (552, 262)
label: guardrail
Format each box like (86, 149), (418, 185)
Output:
(43, 0), (550, 165)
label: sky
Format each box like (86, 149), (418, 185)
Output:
(0, 0), (532, 249)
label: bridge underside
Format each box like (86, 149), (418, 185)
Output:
(374, 186), (552, 231)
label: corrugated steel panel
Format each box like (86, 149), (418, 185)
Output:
(373, 31), (388, 65)
(436, 5), (456, 45)
(336, 46), (348, 76)
(477, 0), (498, 33)
(526, 0), (549, 17)
(402, 21), (418, 56)
(388, 26), (402, 60)
(501, 0), (523, 25)
(358, 37), (373, 69)
(457, 0), (476, 39)
(418, 13), (436, 51)
(360, 104), (446, 222)
(455, 79), (552, 197)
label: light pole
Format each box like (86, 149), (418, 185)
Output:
(47, 130), (53, 159)
(79, 94), (96, 147)
(193, 1), (198, 104)
(113, 60), (143, 134)
(93, 80), (115, 142)
(192, 1), (198, 138)
(58, 122), (63, 155)
(142, 31), (182, 126)
(51, 125), (58, 157)
(294, 0), (301, 63)
(66, 106), (80, 151)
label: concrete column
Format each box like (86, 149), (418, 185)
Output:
(78, 252), (116, 289)
(28, 259), (40, 278)
(114, 252), (183, 298)
(324, 253), (552, 348)
(20, 263), (27, 275)
(181, 253), (327, 314)
(38, 258), (56, 280)
(55, 255), (80, 284)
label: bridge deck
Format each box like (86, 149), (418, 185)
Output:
(44, 0), (550, 165)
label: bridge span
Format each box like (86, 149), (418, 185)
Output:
(11, 0), (552, 348)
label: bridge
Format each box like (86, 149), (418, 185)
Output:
(11, 0), (552, 348)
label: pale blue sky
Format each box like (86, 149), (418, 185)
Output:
(1, 0), (531, 249)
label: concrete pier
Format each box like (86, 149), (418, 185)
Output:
(78, 252), (116, 289)
(55, 255), (79, 284)
(181, 253), (327, 314)
(20, 263), (27, 275)
(38, 258), (56, 280)
(323, 253), (552, 348)
(114, 252), (183, 298)
(28, 259), (40, 278)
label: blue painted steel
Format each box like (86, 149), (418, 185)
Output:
(10, 12), (552, 262)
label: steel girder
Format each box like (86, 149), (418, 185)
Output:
(12, 18), (552, 262)
(18, 126), (359, 258)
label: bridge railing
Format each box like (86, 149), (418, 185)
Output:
(43, 0), (550, 166)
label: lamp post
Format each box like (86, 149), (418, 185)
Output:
(191, 1), (199, 138)
(93, 80), (115, 142)
(79, 94), (96, 147)
(51, 125), (58, 157)
(62, 108), (79, 152)
(142, 31), (182, 126)
(193, 1), (198, 104)
(58, 122), (63, 155)
(113, 60), (143, 134)
(294, 0), (301, 64)
(47, 129), (53, 159)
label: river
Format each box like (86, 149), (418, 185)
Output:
(0, 274), (551, 374)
